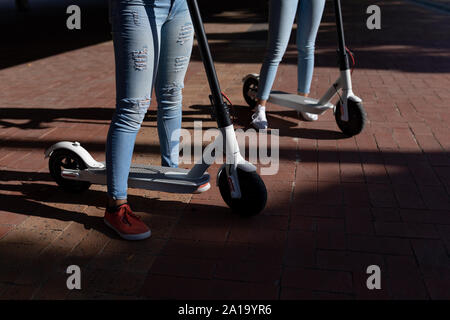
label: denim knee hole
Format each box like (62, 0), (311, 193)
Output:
(174, 56), (189, 73)
(131, 47), (148, 71)
(177, 23), (193, 45)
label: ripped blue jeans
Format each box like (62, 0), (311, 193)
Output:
(106, 0), (193, 200)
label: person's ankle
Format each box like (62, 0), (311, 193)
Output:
(297, 92), (309, 97)
(257, 105), (266, 113)
(107, 198), (128, 211)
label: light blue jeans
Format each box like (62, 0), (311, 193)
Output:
(106, 0), (193, 200)
(257, 0), (325, 100)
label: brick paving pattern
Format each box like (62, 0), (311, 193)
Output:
(0, 0), (449, 299)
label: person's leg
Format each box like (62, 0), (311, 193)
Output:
(106, 1), (161, 207)
(155, 1), (193, 168)
(257, 0), (298, 105)
(252, 0), (298, 129)
(104, 1), (176, 240)
(296, 0), (325, 95)
(295, 0), (325, 121)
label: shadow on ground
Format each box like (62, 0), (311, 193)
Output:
(0, 143), (449, 299)
(0, 103), (347, 139)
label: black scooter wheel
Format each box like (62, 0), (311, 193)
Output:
(242, 76), (259, 109)
(49, 149), (91, 193)
(335, 100), (367, 136)
(218, 167), (267, 216)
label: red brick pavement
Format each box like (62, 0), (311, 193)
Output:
(0, 0), (449, 300)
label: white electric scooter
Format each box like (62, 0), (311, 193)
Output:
(242, 0), (366, 136)
(44, 0), (267, 217)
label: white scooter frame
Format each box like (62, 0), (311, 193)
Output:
(44, 125), (253, 197)
(243, 69), (362, 120)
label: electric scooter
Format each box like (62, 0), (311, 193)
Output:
(44, 0), (267, 217)
(242, 0), (366, 136)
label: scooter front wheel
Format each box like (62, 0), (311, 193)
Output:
(49, 149), (91, 193)
(242, 76), (259, 110)
(335, 100), (367, 136)
(218, 167), (267, 216)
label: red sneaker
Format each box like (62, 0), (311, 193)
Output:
(104, 203), (151, 240)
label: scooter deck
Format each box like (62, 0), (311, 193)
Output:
(268, 91), (334, 114)
(61, 163), (210, 194)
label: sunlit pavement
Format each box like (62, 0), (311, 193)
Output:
(0, 0), (449, 299)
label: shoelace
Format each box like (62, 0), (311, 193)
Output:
(119, 205), (141, 226)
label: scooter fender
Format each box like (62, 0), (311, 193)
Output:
(44, 141), (105, 169)
(216, 125), (257, 199)
(216, 156), (257, 199)
(216, 159), (257, 184)
(339, 91), (362, 122)
(348, 94), (362, 104)
(242, 73), (260, 83)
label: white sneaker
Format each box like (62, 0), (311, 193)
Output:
(300, 111), (318, 121)
(251, 105), (268, 130)
(297, 92), (319, 122)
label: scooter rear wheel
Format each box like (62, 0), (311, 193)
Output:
(49, 149), (91, 193)
(242, 76), (259, 110)
(335, 100), (367, 136)
(218, 167), (267, 216)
